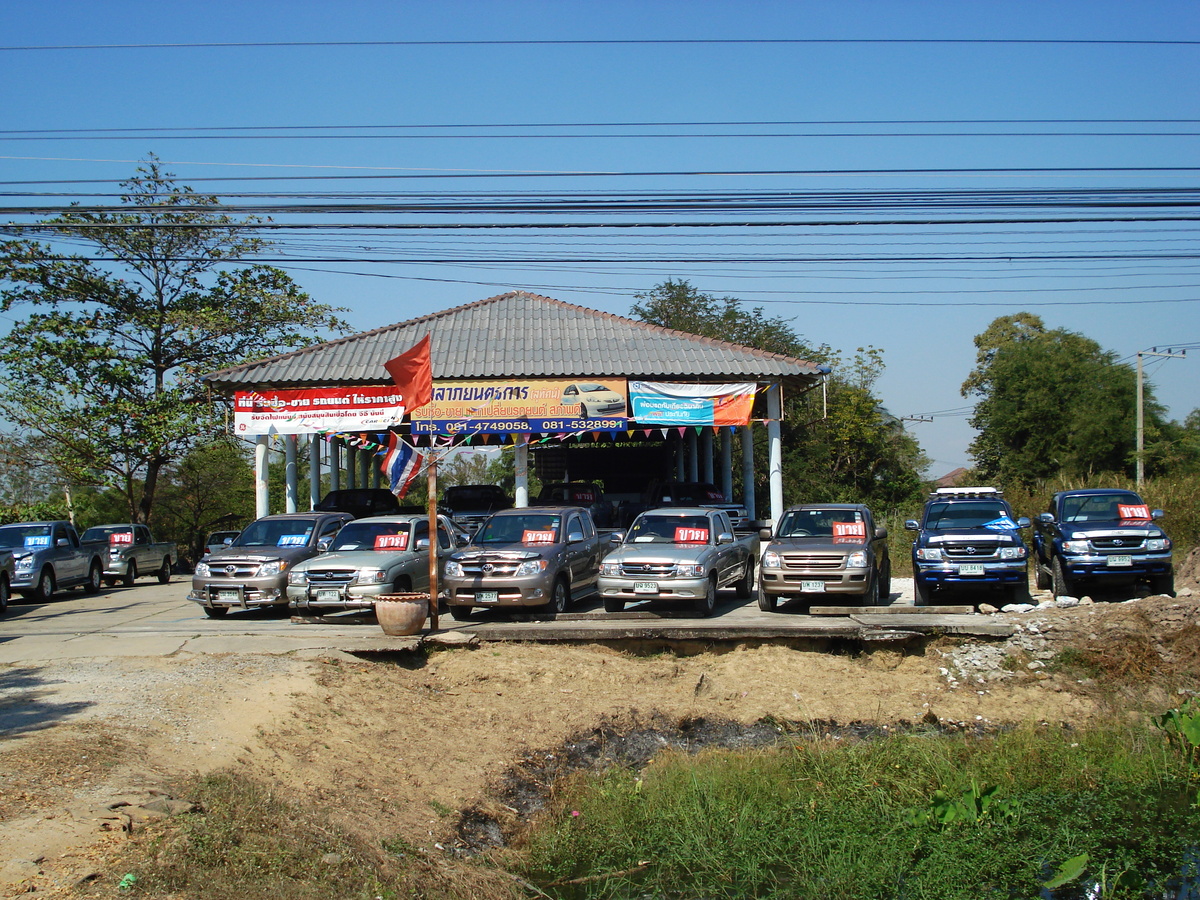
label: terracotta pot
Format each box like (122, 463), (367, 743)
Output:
(375, 593), (429, 636)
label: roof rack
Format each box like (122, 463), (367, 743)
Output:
(930, 486), (1003, 499)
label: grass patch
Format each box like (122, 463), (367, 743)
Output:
(511, 724), (1200, 899)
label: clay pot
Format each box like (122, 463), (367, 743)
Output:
(375, 593), (429, 636)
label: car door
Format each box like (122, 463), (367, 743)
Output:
(55, 523), (86, 581)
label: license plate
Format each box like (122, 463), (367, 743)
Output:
(801, 580), (825, 593)
(633, 582), (659, 594)
(475, 590), (499, 603)
(316, 589), (342, 603)
(216, 589), (241, 605)
(1108, 555), (1132, 567)
(959, 564), (986, 576)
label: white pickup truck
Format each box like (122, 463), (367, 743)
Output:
(79, 524), (176, 586)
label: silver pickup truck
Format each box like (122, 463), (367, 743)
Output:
(598, 507), (757, 616)
(0, 520), (105, 601)
(80, 523), (176, 586)
(443, 505), (608, 619)
(287, 513), (463, 613)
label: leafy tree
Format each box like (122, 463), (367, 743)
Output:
(154, 439), (256, 565)
(961, 314), (1166, 484)
(0, 158), (348, 525)
(630, 279), (927, 508)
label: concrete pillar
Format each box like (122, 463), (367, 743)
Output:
(675, 432), (686, 480)
(359, 444), (371, 487)
(284, 435), (299, 513)
(347, 446), (358, 488)
(255, 435), (270, 518)
(740, 425), (756, 521)
(309, 435), (321, 509)
(330, 439), (342, 491)
(720, 428), (733, 502)
(686, 429), (699, 481)
(767, 383), (783, 526)
(514, 437), (529, 507)
(701, 428), (714, 484)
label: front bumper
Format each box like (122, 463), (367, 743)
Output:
(598, 574), (707, 601)
(189, 576), (289, 609)
(1060, 552), (1172, 581)
(759, 566), (871, 598)
(286, 582), (396, 611)
(443, 573), (553, 608)
(914, 559), (1027, 590)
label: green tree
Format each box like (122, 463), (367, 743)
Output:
(154, 439), (255, 565)
(961, 313), (1165, 484)
(0, 158), (348, 525)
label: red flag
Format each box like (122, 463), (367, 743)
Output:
(383, 333), (433, 413)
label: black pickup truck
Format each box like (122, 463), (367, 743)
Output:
(1032, 488), (1174, 597)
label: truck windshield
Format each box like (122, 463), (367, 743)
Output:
(924, 502), (1010, 529)
(81, 526), (131, 543)
(235, 520), (315, 548)
(476, 514), (561, 544)
(776, 510), (864, 538)
(0, 525), (52, 550)
(330, 521), (412, 552)
(1060, 492), (1144, 523)
(629, 515), (710, 543)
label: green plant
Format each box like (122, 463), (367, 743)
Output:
(908, 778), (1020, 827)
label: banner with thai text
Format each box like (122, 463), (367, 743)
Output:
(410, 378), (628, 435)
(627, 382), (757, 426)
(233, 386), (407, 436)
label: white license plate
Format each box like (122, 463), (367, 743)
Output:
(216, 589), (241, 605)
(633, 582), (659, 594)
(801, 580), (825, 593)
(316, 589), (342, 603)
(959, 564), (986, 576)
(1107, 555), (1132, 567)
(475, 590), (499, 603)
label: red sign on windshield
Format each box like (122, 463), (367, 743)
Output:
(522, 530), (556, 543)
(374, 533), (409, 550)
(1118, 504), (1151, 520)
(109, 532), (133, 545)
(675, 527), (709, 543)
(833, 522), (865, 538)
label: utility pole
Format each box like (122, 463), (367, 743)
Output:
(1136, 347), (1187, 487)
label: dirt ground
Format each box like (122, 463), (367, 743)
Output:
(2, 550), (1199, 896)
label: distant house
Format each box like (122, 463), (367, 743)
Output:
(935, 467), (969, 489)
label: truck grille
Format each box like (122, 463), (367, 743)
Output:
(459, 559), (522, 577)
(1090, 537), (1145, 551)
(781, 553), (844, 570)
(618, 562), (676, 577)
(210, 561), (263, 578)
(942, 541), (1001, 559)
(302, 569), (357, 586)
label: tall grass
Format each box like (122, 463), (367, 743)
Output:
(513, 724), (1200, 899)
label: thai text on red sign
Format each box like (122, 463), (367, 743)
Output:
(374, 533), (409, 550)
(522, 530), (556, 543)
(109, 532), (133, 545)
(1118, 504), (1151, 520)
(675, 527), (709, 543)
(832, 522), (865, 538)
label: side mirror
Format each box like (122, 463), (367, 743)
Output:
(567, 531), (584, 544)
(758, 527), (773, 541)
(717, 532), (734, 544)
(223, 537), (234, 546)
(609, 531), (625, 544)
(1151, 509), (1165, 519)
(1037, 512), (1055, 524)
(317, 536), (333, 552)
(415, 538), (431, 550)
(56, 537), (70, 548)
(904, 520), (920, 531)
(1016, 517), (1031, 529)
(875, 526), (888, 540)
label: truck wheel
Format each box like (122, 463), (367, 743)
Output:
(122, 560), (138, 587)
(695, 575), (717, 617)
(864, 572), (881, 607)
(603, 596), (625, 612)
(734, 557), (755, 599)
(1051, 557), (1074, 598)
(1150, 572), (1175, 597)
(544, 579), (569, 614)
(878, 561), (892, 603)
(157, 557), (172, 585)
(1034, 560), (1051, 590)
(33, 568), (55, 602)
(913, 576), (931, 607)
(203, 605), (228, 619)
(756, 582), (777, 612)
(449, 605), (473, 621)
(83, 561), (102, 594)
(0, 575), (9, 614)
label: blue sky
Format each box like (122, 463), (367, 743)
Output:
(3, 1), (1199, 476)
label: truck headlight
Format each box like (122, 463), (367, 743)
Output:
(358, 569), (388, 584)
(14, 555), (33, 574)
(258, 559), (286, 577)
(762, 550), (781, 569)
(445, 560), (464, 577)
(846, 550), (868, 569)
(195, 561), (211, 577)
(675, 563), (705, 577)
(1062, 540), (1090, 553)
(287, 570), (306, 585)
(514, 559), (547, 577)
(915, 548), (943, 561)
(998, 546), (1027, 560)
(600, 561), (620, 576)
(1146, 538), (1169, 551)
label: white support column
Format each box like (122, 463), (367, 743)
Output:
(330, 439), (342, 491)
(284, 434), (299, 513)
(514, 437), (529, 507)
(308, 435), (321, 509)
(255, 435), (270, 518)
(720, 427), (733, 502)
(740, 425), (756, 521)
(767, 383), (783, 526)
(700, 428), (714, 484)
(686, 429), (699, 481)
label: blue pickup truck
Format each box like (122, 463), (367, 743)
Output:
(905, 487), (1031, 606)
(1033, 488), (1174, 598)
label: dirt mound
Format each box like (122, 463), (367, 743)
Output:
(1174, 544), (1200, 590)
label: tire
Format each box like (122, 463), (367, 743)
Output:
(756, 582), (777, 612)
(157, 557), (172, 585)
(1034, 559), (1051, 590)
(864, 571), (881, 607)
(734, 557), (755, 599)
(545, 578), (569, 614)
(878, 561), (892, 603)
(122, 560), (137, 587)
(913, 575), (931, 607)
(1150, 572), (1175, 597)
(0, 576), (9, 614)
(33, 568), (55, 602)
(603, 596), (625, 613)
(203, 605), (228, 619)
(1051, 556), (1074, 598)
(83, 561), (102, 594)
(695, 575), (717, 617)
(449, 605), (473, 621)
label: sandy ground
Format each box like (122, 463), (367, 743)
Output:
(2, 554), (1198, 896)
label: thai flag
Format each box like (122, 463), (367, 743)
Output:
(382, 432), (423, 499)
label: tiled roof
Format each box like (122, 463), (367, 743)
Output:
(203, 291), (824, 390)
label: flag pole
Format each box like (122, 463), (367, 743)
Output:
(426, 446), (440, 631)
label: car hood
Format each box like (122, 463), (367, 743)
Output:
(293, 549), (418, 570)
(1061, 519), (1165, 537)
(609, 544), (710, 564)
(454, 542), (565, 560)
(206, 545), (318, 562)
(767, 536), (868, 552)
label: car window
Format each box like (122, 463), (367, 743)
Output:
(924, 502), (1010, 529)
(0, 525), (52, 550)
(236, 519), (316, 548)
(477, 514), (561, 543)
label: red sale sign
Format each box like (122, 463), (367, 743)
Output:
(832, 522), (865, 538)
(374, 533), (409, 550)
(675, 527), (709, 543)
(1118, 504), (1151, 520)
(522, 530), (556, 543)
(109, 532), (133, 545)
